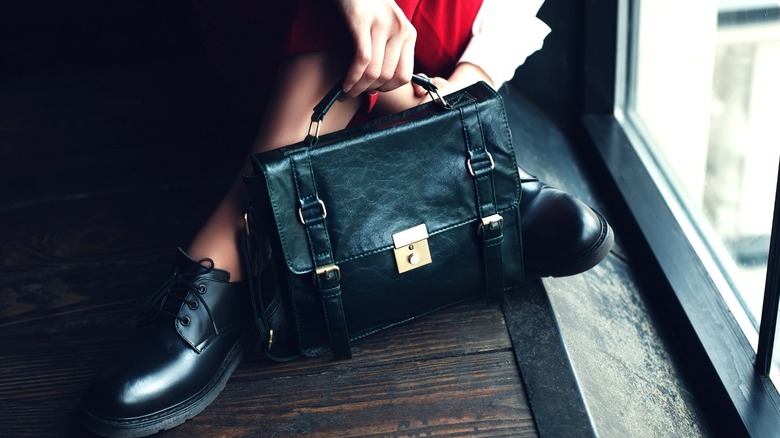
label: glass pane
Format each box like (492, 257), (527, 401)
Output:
(627, 0), (780, 377)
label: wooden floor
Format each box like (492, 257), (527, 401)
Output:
(0, 58), (538, 436)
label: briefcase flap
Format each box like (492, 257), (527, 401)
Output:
(251, 81), (520, 275)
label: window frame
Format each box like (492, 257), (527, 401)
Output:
(579, 0), (780, 434)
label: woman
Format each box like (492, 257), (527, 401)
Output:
(80, 1), (611, 436)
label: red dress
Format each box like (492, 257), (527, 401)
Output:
(194, 0), (484, 115)
(283, 0), (483, 117)
(283, 0), (484, 79)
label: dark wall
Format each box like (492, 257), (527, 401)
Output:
(0, 1), (278, 204)
(1, 1), (204, 75)
(2, 0), (596, 129)
(510, 0), (586, 126)
(1, 1), (292, 114)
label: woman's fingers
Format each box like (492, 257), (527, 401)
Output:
(412, 73), (429, 97)
(412, 75), (451, 101)
(338, 0), (416, 97)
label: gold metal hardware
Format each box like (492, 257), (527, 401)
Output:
(243, 212), (251, 236)
(267, 329), (274, 350)
(467, 152), (495, 177)
(308, 119), (322, 140)
(478, 214), (504, 235)
(298, 198), (327, 225)
(393, 224), (432, 274)
(427, 89), (451, 108)
(314, 264), (341, 282)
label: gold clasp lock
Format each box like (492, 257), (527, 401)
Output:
(392, 224), (432, 274)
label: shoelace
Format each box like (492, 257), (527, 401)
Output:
(135, 258), (215, 325)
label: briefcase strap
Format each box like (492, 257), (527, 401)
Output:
(289, 148), (353, 360)
(240, 207), (272, 347)
(307, 74), (447, 147)
(460, 103), (507, 305)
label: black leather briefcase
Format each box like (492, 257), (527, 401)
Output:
(244, 76), (523, 359)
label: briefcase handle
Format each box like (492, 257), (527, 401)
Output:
(307, 74), (449, 145)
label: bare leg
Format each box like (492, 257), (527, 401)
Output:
(187, 52), (362, 280)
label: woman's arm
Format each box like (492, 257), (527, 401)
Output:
(459, 0), (550, 87)
(372, 62), (493, 116)
(373, 0), (550, 116)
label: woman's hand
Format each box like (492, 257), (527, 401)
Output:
(336, 0), (417, 97)
(373, 62), (494, 116)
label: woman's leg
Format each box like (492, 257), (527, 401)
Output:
(80, 50), (364, 437)
(186, 51), (363, 280)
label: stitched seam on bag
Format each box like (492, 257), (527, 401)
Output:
(446, 91), (477, 109)
(493, 93), (522, 203)
(290, 150), (337, 269)
(300, 147), (350, 357)
(459, 106), (479, 213)
(310, 223), (333, 261)
(331, 204), (519, 266)
(275, 84), (521, 274)
(287, 153), (337, 356)
(474, 103), (500, 216)
(303, 152), (336, 265)
(461, 104), (500, 219)
(321, 286), (351, 356)
(259, 163), (298, 276)
(267, 86), (516, 355)
(348, 295), (480, 342)
(485, 237), (503, 247)
(282, 205), (521, 273)
(459, 106), (489, 224)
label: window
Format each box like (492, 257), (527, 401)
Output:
(580, 0), (780, 433)
(625, 0), (780, 382)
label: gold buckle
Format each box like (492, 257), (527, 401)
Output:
(298, 198), (327, 225)
(314, 264), (341, 282)
(478, 214), (504, 235)
(307, 119), (322, 141)
(392, 224), (432, 274)
(466, 152), (495, 177)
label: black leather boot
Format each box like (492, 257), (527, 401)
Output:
(519, 167), (614, 277)
(81, 249), (277, 438)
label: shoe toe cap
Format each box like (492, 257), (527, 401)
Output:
(82, 334), (202, 420)
(522, 184), (613, 277)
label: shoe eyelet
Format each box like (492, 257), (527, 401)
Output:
(180, 316), (191, 326)
(197, 284), (207, 294)
(188, 300), (198, 310)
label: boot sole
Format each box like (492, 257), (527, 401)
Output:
(81, 334), (252, 438)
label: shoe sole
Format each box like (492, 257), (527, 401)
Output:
(81, 334), (252, 438)
(525, 209), (615, 278)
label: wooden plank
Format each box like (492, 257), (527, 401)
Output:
(169, 352), (536, 438)
(0, 184), (512, 355)
(1, 89), (536, 436)
(0, 301), (512, 394)
(0, 301), (522, 437)
(0, 184), (225, 331)
(1, 349), (533, 437)
(1, 190), (516, 436)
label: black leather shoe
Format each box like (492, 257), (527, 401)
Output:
(81, 249), (259, 437)
(519, 167), (614, 277)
